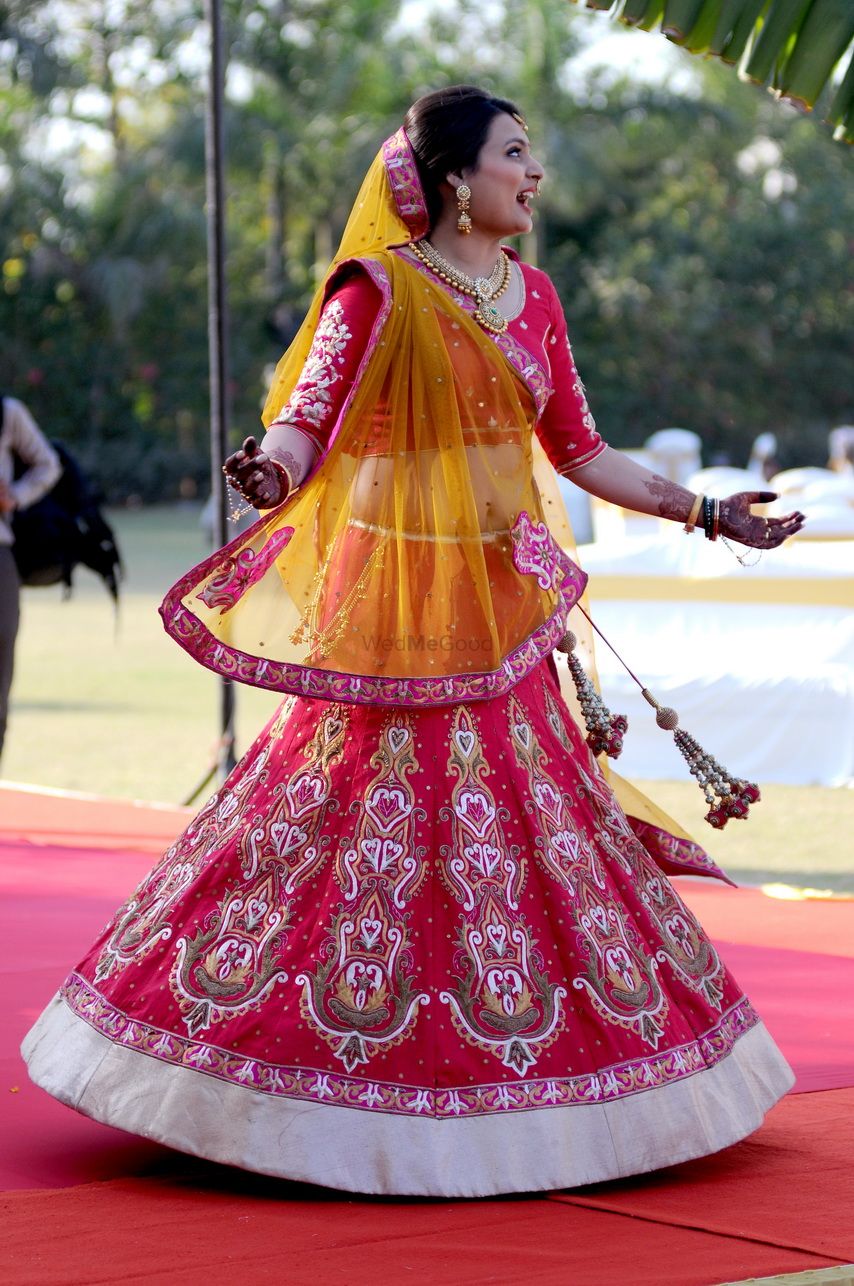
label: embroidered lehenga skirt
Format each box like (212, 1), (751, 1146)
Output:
(22, 655), (792, 1197)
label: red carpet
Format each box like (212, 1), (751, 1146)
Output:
(2, 787), (853, 1284)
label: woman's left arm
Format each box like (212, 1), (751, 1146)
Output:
(568, 447), (805, 550)
(536, 280), (804, 550)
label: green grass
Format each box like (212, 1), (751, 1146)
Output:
(4, 504), (852, 888)
(4, 504), (281, 804)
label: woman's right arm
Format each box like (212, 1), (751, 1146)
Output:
(225, 270), (382, 508)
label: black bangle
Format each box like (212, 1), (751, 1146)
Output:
(702, 496), (714, 540)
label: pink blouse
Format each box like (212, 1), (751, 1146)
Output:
(269, 254), (605, 481)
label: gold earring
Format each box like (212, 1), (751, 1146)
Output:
(456, 183), (472, 235)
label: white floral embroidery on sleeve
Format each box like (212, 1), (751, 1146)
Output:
(568, 338), (596, 432)
(274, 299), (354, 430)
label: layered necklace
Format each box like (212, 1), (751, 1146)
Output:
(409, 239), (512, 335)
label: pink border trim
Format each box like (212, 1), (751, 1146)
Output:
(160, 548), (586, 708)
(60, 972), (760, 1121)
(382, 128), (430, 239)
(629, 819), (736, 887)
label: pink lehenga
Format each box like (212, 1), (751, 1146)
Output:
(22, 129), (792, 1197)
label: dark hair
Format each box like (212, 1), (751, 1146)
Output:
(403, 85), (524, 228)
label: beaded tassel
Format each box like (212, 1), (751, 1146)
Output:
(557, 632), (627, 759)
(640, 688), (760, 829)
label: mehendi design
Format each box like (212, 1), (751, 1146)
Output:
(642, 473), (695, 521)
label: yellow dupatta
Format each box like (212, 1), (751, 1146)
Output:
(161, 245), (584, 705)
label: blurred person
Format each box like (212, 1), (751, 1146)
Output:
(25, 87), (804, 1197)
(0, 396), (61, 759)
(828, 425), (854, 473)
(748, 431), (780, 482)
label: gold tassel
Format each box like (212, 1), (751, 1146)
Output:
(556, 632), (627, 759)
(640, 688), (760, 829)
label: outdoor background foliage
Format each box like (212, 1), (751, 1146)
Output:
(2, 0), (852, 501)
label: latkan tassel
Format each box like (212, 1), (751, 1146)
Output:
(557, 631), (628, 759)
(640, 688), (761, 829)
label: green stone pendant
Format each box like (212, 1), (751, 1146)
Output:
(475, 300), (509, 334)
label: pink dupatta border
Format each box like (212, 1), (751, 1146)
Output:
(160, 536), (587, 707)
(381, 128), (430, 239)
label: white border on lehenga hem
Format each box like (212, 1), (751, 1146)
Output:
(22, 995), (794, 1199)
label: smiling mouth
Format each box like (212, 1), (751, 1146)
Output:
(517, 191), (536, 206)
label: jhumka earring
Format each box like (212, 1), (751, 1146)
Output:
(456, 183), (472, 235)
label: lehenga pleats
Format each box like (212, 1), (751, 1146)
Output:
(22, 659), (793, 1195)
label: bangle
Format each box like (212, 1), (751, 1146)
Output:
(702, 497), (713, 539)
(711, 497), (720, 541)
(683, 493), (704, 534)
(269, 460), (296, 504)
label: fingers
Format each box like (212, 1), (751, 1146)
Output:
(223, 446), (287, 509)
(225, 448), (270, 487)
(761, 512), (806, 547)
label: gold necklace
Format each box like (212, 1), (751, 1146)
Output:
(414, 240), (507, 296)
(410, 240), (512, 334)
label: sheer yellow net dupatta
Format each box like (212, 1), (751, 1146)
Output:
(160, 134), (586, 707)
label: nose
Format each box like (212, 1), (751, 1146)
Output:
(528, 153), (545, 183)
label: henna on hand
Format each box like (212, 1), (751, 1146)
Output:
(642, 474), (696, 522)
(718, 491), (806, 549)
(223, 436), (292, 508)
(266, 446), (302, 481)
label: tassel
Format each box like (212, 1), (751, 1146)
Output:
(640, 688), (760, 829)
(557, 631), (628, 759)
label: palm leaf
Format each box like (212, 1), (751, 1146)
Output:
(569, 0), (854, 141)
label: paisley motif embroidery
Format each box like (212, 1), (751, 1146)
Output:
(439, 707), (566, 1075)
(509, 695), (605, 895)
(510, 510), (565, 591)
(572, 878), (668, 1050)
(641, 873), (725, 1009)
(274, 299), (354, 430)
(196, 527), (294, 614)
(168, 709), (348, 1036)
(544, 684), (572, 750)
(93, 746), (271, 983)
(238, 708), (347, 885)
(298, 720), (429, 1072)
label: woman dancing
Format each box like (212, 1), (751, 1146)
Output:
(23, 85), (803, 1197)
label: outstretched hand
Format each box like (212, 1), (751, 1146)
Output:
(718, 491), (805, 549)
(223, 436), (289, 509)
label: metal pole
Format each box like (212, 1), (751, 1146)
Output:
(204, 0), (236, 779)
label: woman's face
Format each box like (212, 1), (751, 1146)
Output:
(453, 112), (545, 238)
